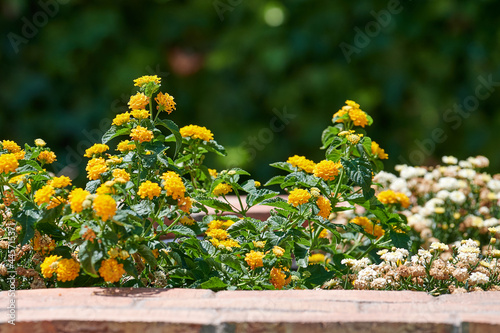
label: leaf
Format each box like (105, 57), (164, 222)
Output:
(226, 219), (256, 234)
(169, 224), (198, 237)
(303, 264), (335, 288)
(36, 221), (66, 241)
(260, 197), (296, 212)
(13, 209), (40, 245)
(200, 276), (227, 290)
(320, 126), (341, 149)
(85, 179), (101, 193)
(102, 126), (130, 144)
(389, 230), (412, 250)
(341, 157), (372, 192)
(203, 140), (227, 156)
(78, 240), (103, 277)
(131, 201), (154, 217)
(264, 175), (285, 186)
(269, 162), (296, 173)
(137, 244), (157, 267)
(196, 197), (233, 212)
(293, 242), (309, 268)
(156, 119), (182, 157)
(246, 189), (278, 207)
(219, 254), (243, 271)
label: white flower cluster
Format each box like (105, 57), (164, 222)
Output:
(456, 239), (480, 265)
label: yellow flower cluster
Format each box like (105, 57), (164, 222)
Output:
(47, 196), (66, 210)
(0, 153), (19, 173)
(371, 141), (388, 159)
(309, 253), (326, 264)
(40, 255), (62, 278)
(98, 258), (125, 283)
(273, 246), (285, 257)
(206, 219), (239, 249)
(245, 250), (265, 269)
(32, 231), (56, 255)
(270, 267), (291, 289)
(93, 194), (116, 222)
(180, 216), (196, 226)
(333, 100), (369, 128)
(133, 75), (161, 87)
(50, 175), (72, 188)
(377, 190), (410, 208)
(130, 126), (154, 143)
(131, 109), (150, 119)
(180, 125), (214, 142)
(286, 155), (316, 173)
(155, 92), (176, 114)
(86, 157), (108, 180)
(34, 185), (55, 205)
(34, 138), (46, 147)
(137, 180), (162, 200)
(112, 112), (131, 126)
(313, 160), (342, 181)
(161, 171), (186, 200)
(128, 92), (149, 110)
(37, 151), (57, 164)
(316, 196), (332, 219)
(287, 188), (311, 207)
(212, 182), (232, 196)
(84, 143), (109, 158)
(177, 196), (193, 213)
(112, 169), (130, 183)
(56, 259), (80, 282)
(1, 140), (21, 153)
(351, 216), (385, 239)
(69, 188), (90, 213)
(117, 140), (136, 152)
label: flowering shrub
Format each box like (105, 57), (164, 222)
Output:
(1, 76), (499, 294)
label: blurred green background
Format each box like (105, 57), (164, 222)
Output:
(2, 0), (500, 185)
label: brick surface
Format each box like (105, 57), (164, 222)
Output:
(1, 288), (500, 333)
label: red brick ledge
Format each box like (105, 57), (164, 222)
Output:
(1, 288), (500, 333)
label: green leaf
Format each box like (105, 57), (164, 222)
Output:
(293, 242), (309, 268)
(196, 197), (233, 212)
(389, 230), (411, 250)
(156, 119), (182, 157)
(320, 126), (340, 149)
(269, 162), (296, 173)
(219, 254), (243, 271)
(137, 244), (157, 267)
(246, 189), (278, 207)
(226, 219), (256, 233)
(78, 240), (103, 277)
(102, 126), (130, 144)
(203, 140), (227, 156)
(85, 179), (101, 193)
(200, 276), (227, 290)
(264, 175), (285, 186)
(36, 221), (66, 241)
(341, 157), (372, 192)
(13, 209), (40, 245)
(131, 201), (154, 217)
(260, 197), (296, 213)
(303, 264), (335, 288)
(170, 224), (198, 237)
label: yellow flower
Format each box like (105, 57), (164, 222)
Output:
(155, 92), (176, 114)
(349, 108), (369, 127)
(32, 231), (56, 255)
(112, 112), (131, 126)
(130, 126), (154, 143)
(206, 228), (229, 240)
(14, 150), (25, 160)
(253, 241), (266, 248)
(346, 133), (363, 145)
(34, 185), (55, 206)
(0, 153), (19, 173)
(84, 143), (109, 158)
(1, 140), (21, 153)
(212, 183), (232, 196)
(133, 75), (161, 87)
(273, 246), (285, 257)
(137, 180), (162, 200)
(207, 220), (225, 231)
(254, 181), (261, 187)
(131, 109), (150, 119)
(333, 100), (369, 128)
(98, 258), (125, 283)
(287, 188), (311, 207)
(270, 267), (291, 289)
(69, 188), (90, 213)
(208, 169), (218, 178)
(128, 92), (149, 110)
(161, 171), (186, 199)
(219, 239), (240, 249)
(319, 229), (329, 238)
(93, 195), (116, 222)
(49, 175), (72, 188)
(377, 190), (410, 208)
(47, 196), (66, 210)
(86, 157), (108, 180)
(286, 155), (316, 173)
(96, 182), (116, 195)
(117, 140), (136, 152)
(371, 141), (388, 159)
(177, 196), (193, 213)
(316, 196), (331, 219)
(37, 151), (57, 164)
(112, 169), (130, 183)
(245, 250), (265, 269)
(34, 138), (46, 147)
(180, 216), (196, 226)
(40, 255), (62, 278)
(309, 253), (326, 264)
(350, 216), (385, 239)
(106, 156), (123, 165)
(313, 160), (342, 181)
(56, 258), (80, 282)
(180, 125), (214, 142)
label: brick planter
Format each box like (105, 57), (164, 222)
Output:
(1, 288), (500, 332)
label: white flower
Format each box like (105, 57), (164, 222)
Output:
(389, 178), (410, 196)
(458, 169), (476, 180)
(436, 190), (450, 200)
(449, 191), (466, 204)
(468, 272), (489, 285)
(438, 177), (460, 191)
(381, 248), (408, 263)
(487, 180), (500, 193)
(411, 249), (432, 265)
(483, 218), (499, 228)
(459, 160), (473, 168)
(370, 277), (388, 290)
(430, 242), (449, 251)
(478, 206), (490, 215)
(442, 156), (458, 164)
(468, 156), (489, 168)
(341, 257), (371, 272)
(357, 267), (379, 281)
(373, 171), (397, 187)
